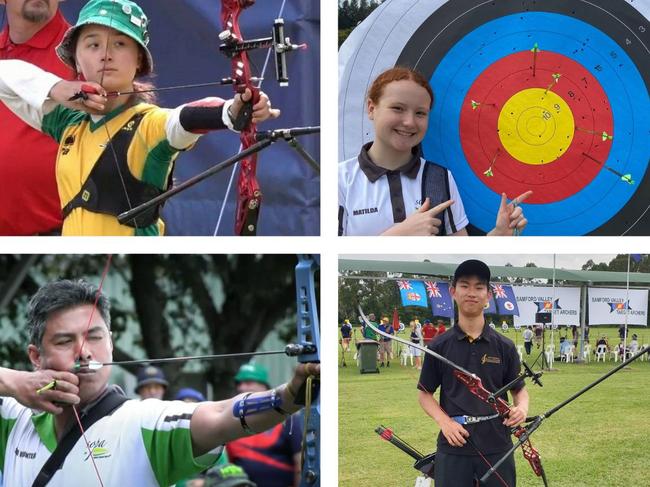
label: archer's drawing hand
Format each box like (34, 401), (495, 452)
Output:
(440, 416), (469, 447)
(490, 191), (532, 236)
(382, 198), (454, 236)
(504, 405), (527, 427)
(50, 80), (107, 114)
(231, 88), (281, 125)
(8, 369), (80, 414)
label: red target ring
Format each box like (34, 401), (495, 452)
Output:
(460, 51), (614, 204)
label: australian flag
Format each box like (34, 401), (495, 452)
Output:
(425, 281), (454, 318)
(491, 284), (520, 315)
(398, 280), (428, 307)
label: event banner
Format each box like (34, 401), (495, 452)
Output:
(588, 288), (648, 325)
(513, 286), (581, 326)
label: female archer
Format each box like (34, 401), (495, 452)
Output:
(0, 0), (278, 236)
(338, 67), (532, 236)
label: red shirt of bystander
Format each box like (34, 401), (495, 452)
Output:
(0, 10), (72, 235)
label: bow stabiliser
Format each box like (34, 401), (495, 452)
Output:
(358, 305), (547, 487)
(70, 254), (320, 487)
(480, 345), (650, 485)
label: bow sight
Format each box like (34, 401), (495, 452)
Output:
(219, 17), (306, 87)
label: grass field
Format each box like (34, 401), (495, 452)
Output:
(338, 327), (650, 487)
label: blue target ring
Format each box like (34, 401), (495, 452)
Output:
(421, 12), (649, 235)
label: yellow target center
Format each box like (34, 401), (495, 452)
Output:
(497, 88), (574, 165)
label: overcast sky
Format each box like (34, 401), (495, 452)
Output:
(340, 254), (622, 270)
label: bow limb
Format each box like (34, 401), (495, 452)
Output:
(295, 255), (320, 486)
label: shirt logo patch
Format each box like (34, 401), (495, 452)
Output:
(353, 207), (378, 216)
(15, 448), (37, 459)
(481, 354), (501, 365)
(83, 439), (112, 461)
(61, 135), (75, 156)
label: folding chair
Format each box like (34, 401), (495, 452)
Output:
(400, 343), (413, 366)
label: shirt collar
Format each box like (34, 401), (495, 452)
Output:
(0, 10), (67, 50)
(454, 321), (493, 343)
(357, 142), (422, 183)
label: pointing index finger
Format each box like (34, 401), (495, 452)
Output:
(429, 199), (454, 216)
(509, 190), (533, 207)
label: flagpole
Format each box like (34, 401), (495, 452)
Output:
(624, 254), (631, 360)
(548, 254), (557, 370)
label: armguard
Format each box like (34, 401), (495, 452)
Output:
(232, 389), (285, 434)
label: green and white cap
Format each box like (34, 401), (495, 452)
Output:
(56, 0), (153, 76)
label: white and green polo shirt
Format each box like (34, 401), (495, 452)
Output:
(0, 394), (222, 486)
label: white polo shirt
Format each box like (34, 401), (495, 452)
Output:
(339, 144), (468, 235)
(0, 390), (222, 486)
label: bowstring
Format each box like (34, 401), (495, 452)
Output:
(72, 254), (113, 487)
(212, 0), (288, 236)
(98, 0), (138, 231)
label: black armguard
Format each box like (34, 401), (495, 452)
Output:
(178, 105), (227, 132)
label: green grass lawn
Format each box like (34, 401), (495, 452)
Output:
(338, 328), (650, 487)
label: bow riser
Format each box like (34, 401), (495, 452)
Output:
(221, 0), (262, 235)
(295, 255), (320, 486)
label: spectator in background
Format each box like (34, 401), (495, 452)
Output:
(410, 321), (423, 370)
(340, 319), (353, 353)
(175, 388), (206, 403)
(559, 337), (572, 360)
(596, 335), (610, 351)
(435, 319), (447, 335)
(522, 326), (534, 355)
(204, 463), (256, 487)
(583, 324), (590, 344)
(534, 324), (543, 349)
(135, 364), (168, 400)
(0, 0), (73, 235)
(422, 319), (437, 345)
(363, 313), (379, 340)
(618, 324), (626, 340)
(226, 363), (303, 487)
(378, 317), (394, 367)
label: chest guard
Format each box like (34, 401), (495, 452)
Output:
(61, 112), (167, 228)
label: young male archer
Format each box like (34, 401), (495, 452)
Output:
(417, 259), (529, 487)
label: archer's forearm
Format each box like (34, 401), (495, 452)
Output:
(511, 387), (530, 411)
(418, 389), (450, 425)
(0, 367), (19, 397)
(190, 383), (302, 455)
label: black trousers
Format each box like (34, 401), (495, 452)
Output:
(524, 342), (532, 355)
(434, 450), (516, 487)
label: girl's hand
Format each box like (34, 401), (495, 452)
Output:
(49, 81), (107, 114)
(489, 191), (532, 236)
(230, 88), (281, 126)
(382, 198), (454, 236)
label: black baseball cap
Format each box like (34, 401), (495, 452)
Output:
(453, 259), (491, 284)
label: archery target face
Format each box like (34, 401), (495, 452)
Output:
(338, 0), (650, 235)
